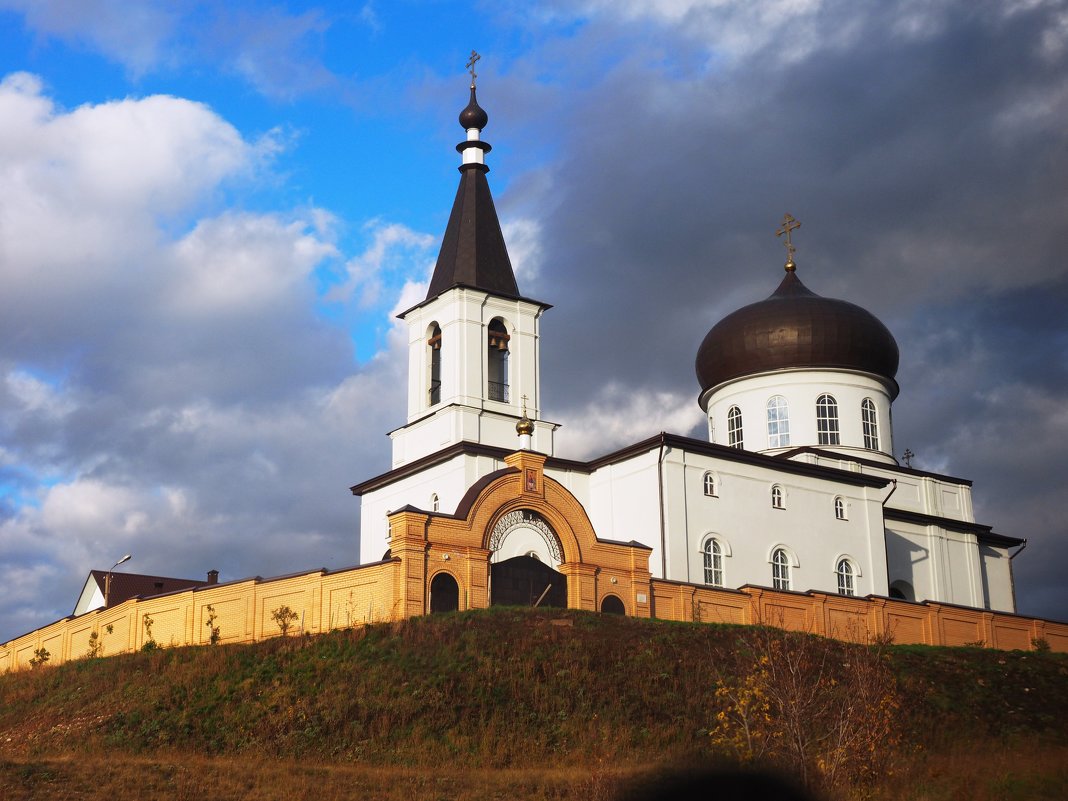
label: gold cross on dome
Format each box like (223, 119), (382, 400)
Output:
(466, 50), (481, 87)
(776, 213), (801, 271)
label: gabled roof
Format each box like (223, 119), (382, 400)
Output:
(73, 570), (208, 615)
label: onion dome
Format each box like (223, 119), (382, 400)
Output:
(459, 86), (488, 130)
(695, 266), (900, 400)
(516, 413), (535, 436)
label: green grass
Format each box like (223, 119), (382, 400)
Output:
(2, 608), (1066, 799)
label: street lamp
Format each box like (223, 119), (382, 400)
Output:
(104, 554), (132, 608)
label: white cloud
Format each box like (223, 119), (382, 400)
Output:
(502, 217), (544, 285)
(331, 220), (435, 308)
(166, 212), (336, 315)
(555, 383), (704, 459)
(0, 72), (253, 298)
(0, 74), (416, 640)
(4, 370), (75, 418)
(0, 0), (177, 75)
(0, 1), (344, 99)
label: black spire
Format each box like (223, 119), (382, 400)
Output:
(424, 79), (520, 301)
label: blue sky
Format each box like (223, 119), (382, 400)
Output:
(1, 0), (1067, 640)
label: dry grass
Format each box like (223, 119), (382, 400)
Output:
(869, 742), (1068, 801)
(0, 753), (635, 801)
(3, 744), (1067, 801)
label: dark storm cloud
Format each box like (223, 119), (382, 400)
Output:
(507, 1), (1068, 618)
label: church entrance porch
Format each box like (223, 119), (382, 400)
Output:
(490, 556), (567, 608)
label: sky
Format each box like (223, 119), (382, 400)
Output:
(1, 0), (1066, 642)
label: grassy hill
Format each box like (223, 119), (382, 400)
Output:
(2, 608), (1067, 800)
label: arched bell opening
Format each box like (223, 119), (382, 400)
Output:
(487, 318), (510, 402)
(429, 572), (460, 613)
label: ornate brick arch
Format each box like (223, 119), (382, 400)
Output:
(386, 450), (653, 617)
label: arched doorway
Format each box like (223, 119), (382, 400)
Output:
(429, 572), (459, 613)
(488, 509), (568, 608)
(600, 595), (625, 615)
(491, 555), (567, 608)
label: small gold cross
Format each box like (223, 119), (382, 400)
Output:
(466, 50), (481, 87)
(776, 213), (801, 271)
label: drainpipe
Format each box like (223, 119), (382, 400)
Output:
(881, 478), (898, 507)
(879, 480), (898, 594)
(657, 434), (667, 580)
(1007, 539), (1027, 614)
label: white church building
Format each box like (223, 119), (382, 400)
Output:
(351, 77), (1021, 616)
(5, 71), (1047, 674)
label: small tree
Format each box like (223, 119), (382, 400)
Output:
(141, 613), (158, 651)
(710, 625), (902, 793)
(205, 605), (221, 645)
(271, 605), (299, 636)
(29, 647), (50, 668)
(85, 630), (103, 658)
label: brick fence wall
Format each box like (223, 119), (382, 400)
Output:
(3, 562), (1065, 673)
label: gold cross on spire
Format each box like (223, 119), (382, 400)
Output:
(466, 50), (481, 88)
(776, 213), (801, 272)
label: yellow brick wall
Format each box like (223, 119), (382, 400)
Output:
(3, 451), (1067, 672)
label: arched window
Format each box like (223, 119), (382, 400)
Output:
(771, 485), (785, 509)
(862, 398), (880, 450)
(487, 318), (509, 402)
(703, 538), (724, 587)
(834, 496), (846, 520)
(428, 323), (442, 406)
(836, 559), (855, 596)
(766, 395), (790, 448)
(727, 405), (744, 449)
(703, 471), (717, 497)
(816, 394), (840, 446)
(430, 493), (440, 513)
(772, 548), (790, 590)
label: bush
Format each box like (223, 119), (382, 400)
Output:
(709, 626), (902, 794)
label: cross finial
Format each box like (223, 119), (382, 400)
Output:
(902, 448), (915, 469)
(776, 213), (801, 272)
(466, 50), (481, 88)
(521, 394), (529, 415)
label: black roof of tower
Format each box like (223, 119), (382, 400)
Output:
(424, 85), (521, 301)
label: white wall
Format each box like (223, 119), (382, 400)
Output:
(358, 451), (507, 564)
(660, 448), (888, 596)
(705, 369), (896, 464)
(980, 545), (1016, 613)
(393, 288), (549, 465)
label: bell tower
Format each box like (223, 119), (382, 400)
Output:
(390, 61), (556, 467)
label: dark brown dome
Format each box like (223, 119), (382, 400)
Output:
(459, 86), (488, 130)
(695, 269), (900, 399)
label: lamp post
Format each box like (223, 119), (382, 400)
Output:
(104, 554), (132, 608)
